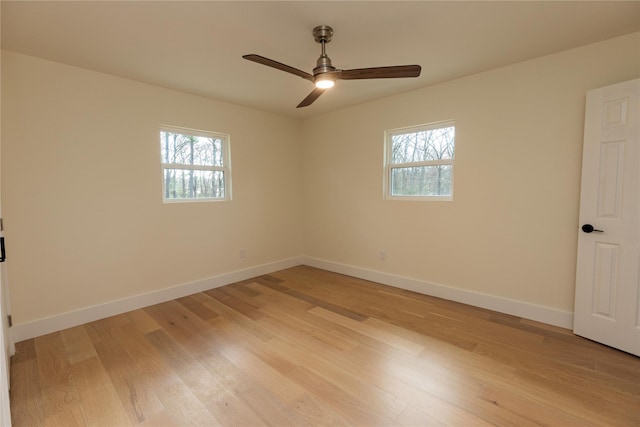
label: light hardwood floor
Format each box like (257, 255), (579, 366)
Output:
(9, 266), (640, 426)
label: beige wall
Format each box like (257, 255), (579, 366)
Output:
(301, 33), (640, 313)
(2, 32), (639, 328)
(1, 51), (303, 325)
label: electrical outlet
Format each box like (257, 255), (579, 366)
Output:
(379, 249), (387, 261)
(239, 248), (247, 259)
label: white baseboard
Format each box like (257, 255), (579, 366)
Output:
(11, 256), (304, 342)
(302, 256), (574, 329)
(12, 255), (574, 342)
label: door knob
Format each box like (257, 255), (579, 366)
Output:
(581, 224), (604, 233)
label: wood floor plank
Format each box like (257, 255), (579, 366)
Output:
(469, 335), (640, 407)
(125, 338), (222, 427)
(144, 300), (218, 356)
(204, 288), (264, 320)
(476, 384), (602, 427)
(257, 277), (369, 322)
(309, 306), (426, 355)
(219, 310), (402, 422)
(195, 342), (320, 427)
(399, 399), (494, 427)
(195, 349), (256, 397)
(348, 330), (607, 427)
(137, 410), (187, 427)
(252, 283), (317, 312)
(221, 283), (265, 304)
(227, 280), (262, 297)
(125, 308), (162, 335)
(335, 340), (517, 426)
(268, 308), (527, 425)
(348, 343), (522, 426)
(92, 334), (165, 424)
(286, 364), (401, 426)
(10, 265), (640, 426)
(12, 340), (36, 364)
(145, 329), (267, 427)
(10, 359), (44, 427)
(34, 333), (81, 419)
(207, 321), (307, 404)
(258, 304), (358, 354)
(238, 386), (311, 427)
(70, 357), (130, 426)
(262, 335), (407, 419)
(83, 314), (132, 344)
(396, 404), (446, 426)
(200, 293), (275, 342)
(43, 403), (86, 427)
(176, 294), (220, 321)
(60, 326), (97, 365)
(512, 367), (640, 426)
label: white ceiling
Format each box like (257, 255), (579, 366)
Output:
(2, 1), (639, 119)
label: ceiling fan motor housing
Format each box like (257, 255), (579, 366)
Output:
(314, 56), (335, 75)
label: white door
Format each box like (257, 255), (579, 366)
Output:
(574, 78), (640, 356)
(0, 60), (12, 422)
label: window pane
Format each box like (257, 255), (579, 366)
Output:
(160, 131), (224, 166)
(391, 165), (452, 196)
(163, 169), (225, 199)
(391, 126), (455, 164)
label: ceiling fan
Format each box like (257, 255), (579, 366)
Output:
(243, 25), (422, 108)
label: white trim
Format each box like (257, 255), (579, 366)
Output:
(12, 255), (574, 342)
(302, 256), (574, 329)
(386, 119), (457, 136)
(12, 256), (303, 342)
(386, 193), (453, 202)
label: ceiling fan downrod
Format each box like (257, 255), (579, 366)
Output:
(313, 25), (335, 75)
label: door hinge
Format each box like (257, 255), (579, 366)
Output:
(0, 218), (3, 231)
(7, 315), (12, 328)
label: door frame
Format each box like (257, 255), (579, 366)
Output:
(0, 29), (14, 424)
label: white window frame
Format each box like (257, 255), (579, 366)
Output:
(160, 126), (231, 203)
(384, 120), (455, 201)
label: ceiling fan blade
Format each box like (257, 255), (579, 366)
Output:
(339, 65), (421, 80)
(297, 87), (326, 108)
(243, 54), (313, 81)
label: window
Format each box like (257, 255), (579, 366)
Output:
(160, 127), (231, 202)
(385, 121), (455, 200)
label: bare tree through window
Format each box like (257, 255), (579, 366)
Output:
(160, 128), (229, 201)
(386, 123), (455, 198)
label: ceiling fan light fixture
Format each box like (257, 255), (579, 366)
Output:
(315, 77), (335, 89)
